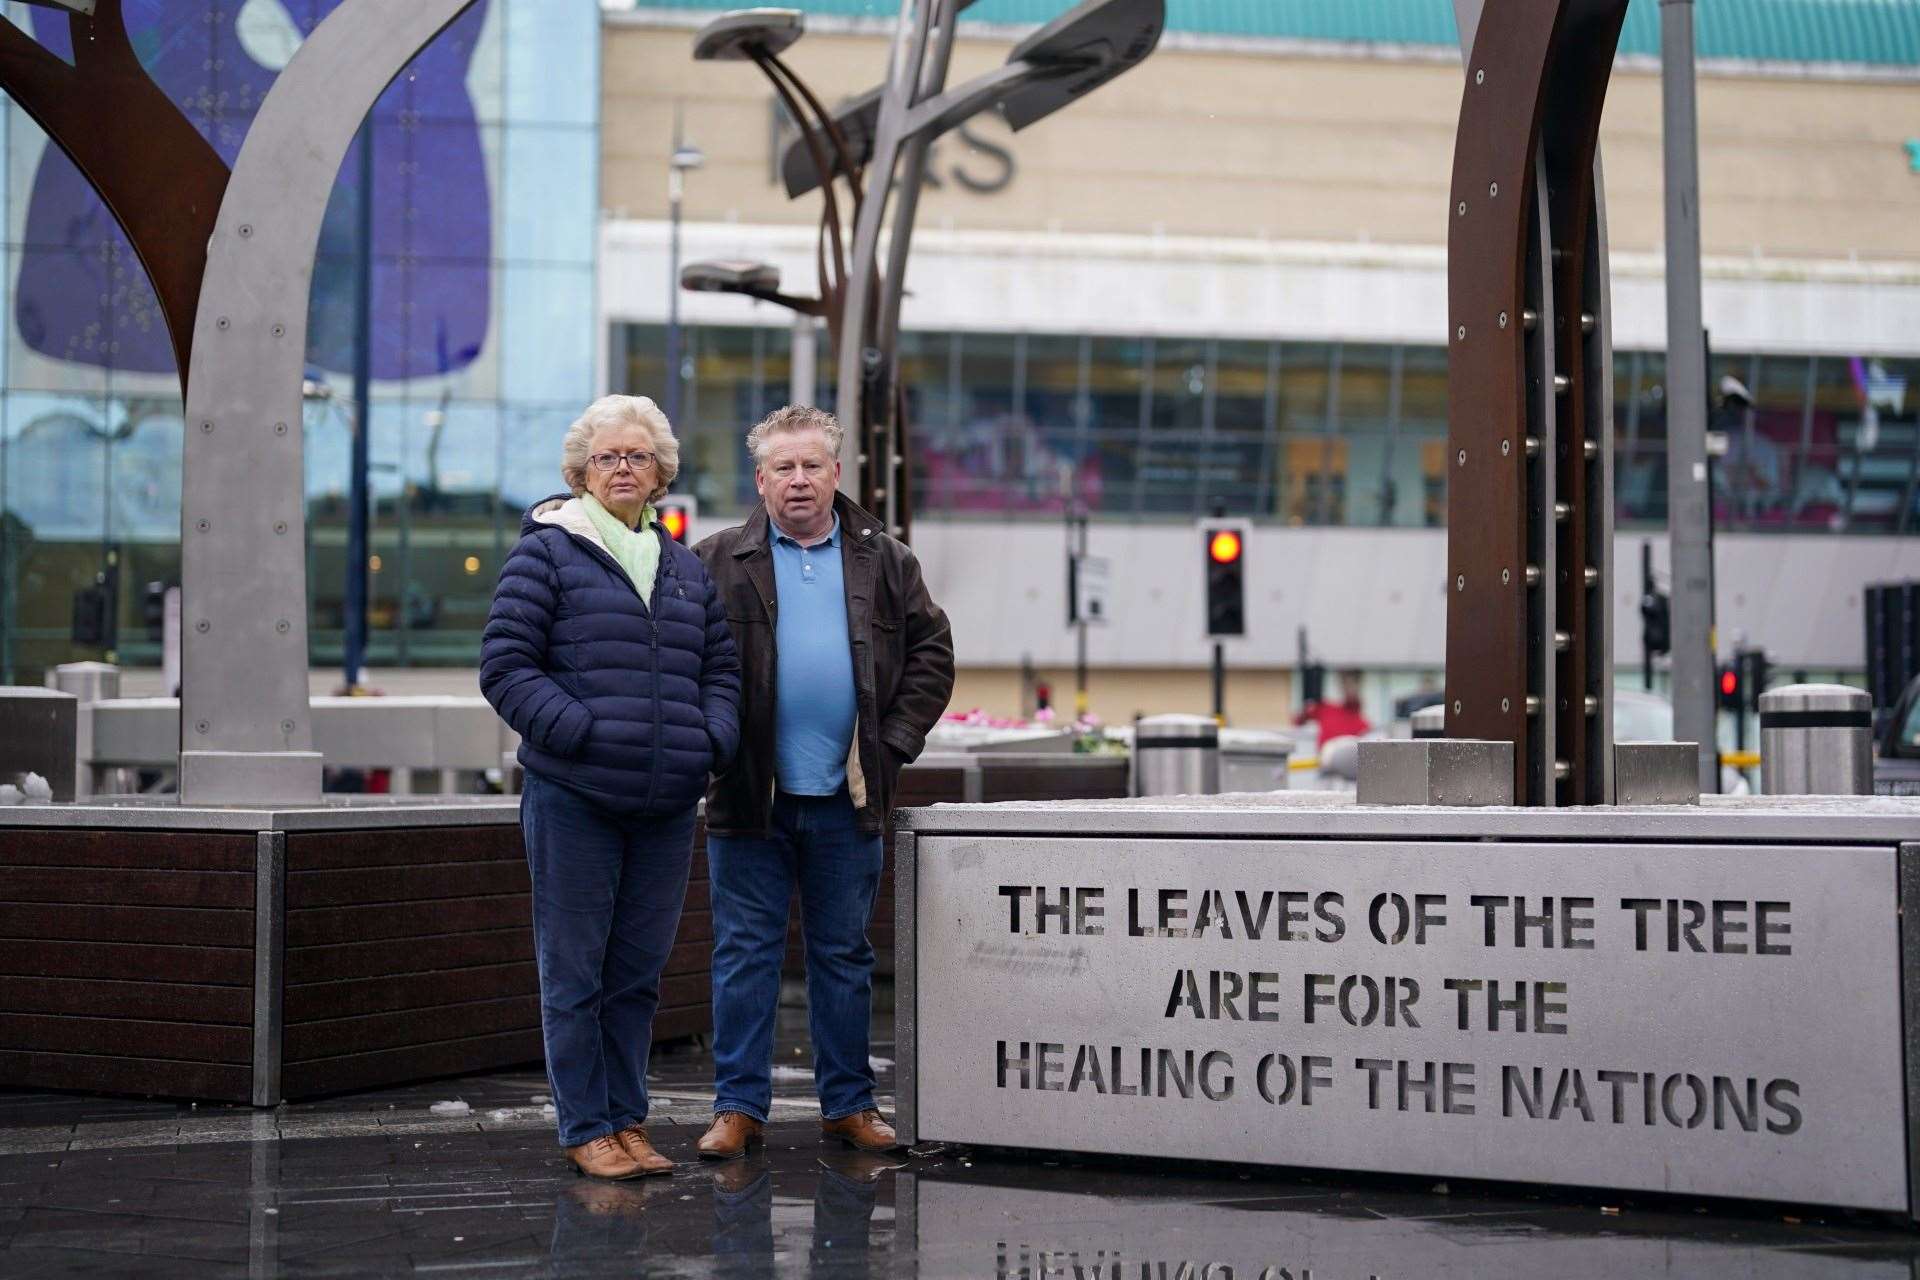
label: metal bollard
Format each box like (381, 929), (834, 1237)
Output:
(1411, 705), (1445, 739)
(1759, 683), (1872, 796)
(1132, 713), (1219, 797)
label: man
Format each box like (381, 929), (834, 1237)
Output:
(692, 405), (954, 1158)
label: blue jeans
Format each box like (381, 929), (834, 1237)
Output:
(708, 786), (885, 1122)
(521, 771), (696, 1148)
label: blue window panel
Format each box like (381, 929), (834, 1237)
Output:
(501, 264), (595, 405)
(501, 124), (598, 266)
(503, 0), (600, 127)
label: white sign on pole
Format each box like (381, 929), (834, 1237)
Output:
(1073, 554), (1110, 627)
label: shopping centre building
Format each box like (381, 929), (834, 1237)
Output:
(602, 0), (1920, 724)
(2, 0), (1917, 728)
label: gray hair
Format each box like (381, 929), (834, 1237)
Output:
(745, 404), (842, 469)
(561, 394), (680, 503)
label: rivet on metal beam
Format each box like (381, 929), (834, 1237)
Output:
(1500, 439), (1511, 457)
(1522, 309), (1539, 331)
(1457, 325), (1467, 340)
(1554, 760), (1572, 781)
(1501, 697), (1510, 712)
(1584, 695), (1599, 714)
(1457, 449), (1467, 467)
(1554, 630), (1570, 651)
(1498, 311), (1509, 329)
(1524, 436), (1540, 457)
(1526, 695), (1541, 715)
(1524, 564), (1541, 587)
(1457, 201), (1467, 217)
(1553, 501), (1571, 521)
(1475, 68), (1484, 85)
(1489, 182), (1498, 197)
(1455, 574), (1466, 592)
(1501, 568), (1511, 585)
(1583, 566), (1599, 587)
(1553, 373), (1571, 395)
(1580, 312), (1596, 333)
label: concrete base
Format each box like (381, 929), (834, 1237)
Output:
(1355, 737), (1514, 805)
(178, 750), (323, 806)
(1613, 740), (1701, 805)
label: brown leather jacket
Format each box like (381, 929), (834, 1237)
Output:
(692, 495), (955, 836)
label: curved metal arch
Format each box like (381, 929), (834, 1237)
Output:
(1443, 0), (1627, 805)
(177, 0), (480, 805)
(0, 0), (228, 386)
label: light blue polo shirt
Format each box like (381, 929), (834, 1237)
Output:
(770, 512), (857, 795)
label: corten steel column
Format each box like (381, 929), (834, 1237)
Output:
(1661, 0), (1716, 792)
(178, 0), (479, 805)
(0, 0), (228, 387)
(1445, 0), (1626, 806)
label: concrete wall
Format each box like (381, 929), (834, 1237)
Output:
(602, 19), (1920, 262)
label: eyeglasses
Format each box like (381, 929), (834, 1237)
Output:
(589, 450), (657, 473)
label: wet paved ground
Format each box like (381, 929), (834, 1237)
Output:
(0, 1010), (1916, 1277)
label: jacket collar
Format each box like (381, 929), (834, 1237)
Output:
(735, 493), (882, 557)
(528, 494), (671, 573)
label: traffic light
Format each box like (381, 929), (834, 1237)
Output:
(1639, 588), (1671, 656)
(657, 502), (692, 544)
(1736, 646), (1769, 714)
(1202, 522), (1246, 638)
(1717, 662), (1741, 711)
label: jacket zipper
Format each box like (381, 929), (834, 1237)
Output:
(642, 528), (667, 812)
(557, 525), (666, 810)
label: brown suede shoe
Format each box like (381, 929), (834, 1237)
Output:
(566, 1134), (644, 1180)
(612, 1125), (674, 1176)
(820, 1109), (899, 1152)
(696, 1111), (763, 1161)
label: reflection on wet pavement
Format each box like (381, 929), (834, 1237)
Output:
(0, 1013), (1915, 1276)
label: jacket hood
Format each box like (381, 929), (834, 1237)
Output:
(522, 493), (612, 559)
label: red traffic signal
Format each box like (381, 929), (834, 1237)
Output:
(1208, 529), (1243, 565)
(1720, 668), (1738, 697)
(658, 504), (691, 543)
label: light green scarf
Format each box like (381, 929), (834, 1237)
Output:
(582, 494), (661, 603)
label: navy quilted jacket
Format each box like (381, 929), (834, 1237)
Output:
(481, 494), (741, 816)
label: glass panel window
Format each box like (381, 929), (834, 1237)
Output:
(1084, 336), (1148, 516)
(1397, 345), (1448, 528)
(1139, 337), (1208, 515)
(1274, 342), (1336, 526)
(1617, 351), (1668, 525)
(1020, 333), (1087, 513)
(1209, 340), (1273, 518)
(1338, 343), (1396, 527)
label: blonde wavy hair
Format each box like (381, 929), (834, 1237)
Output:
(560, 395), (680, 504)
(745, 404), (842, 469)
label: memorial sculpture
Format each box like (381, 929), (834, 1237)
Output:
(687, 0), (1165, 542)
(0, 0), (480, 806)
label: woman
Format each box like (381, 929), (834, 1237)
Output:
(481, 394), (740, 1180)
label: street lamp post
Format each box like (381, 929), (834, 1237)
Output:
(694, 1), (1165, 542)
(664, 116), (705, 428)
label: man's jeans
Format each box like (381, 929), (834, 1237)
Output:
(522, 771), (696, 1148)
(708, 786), (885, 1122)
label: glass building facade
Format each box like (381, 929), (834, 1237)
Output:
(616, 322), (1920, 533)
(0, 1), (599, 682)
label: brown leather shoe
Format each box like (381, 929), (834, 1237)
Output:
(696, 1111), (763, 1161)
(821, 1108), (899, 1152)
(566, 1134), (644, 1180)
(612, 1125), (674, 1176)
